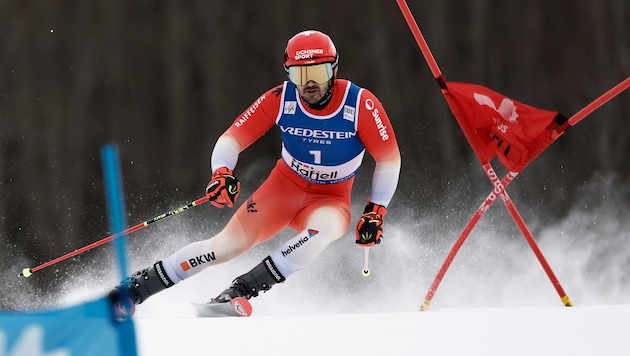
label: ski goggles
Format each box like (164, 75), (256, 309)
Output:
(287, 62), (334, 86)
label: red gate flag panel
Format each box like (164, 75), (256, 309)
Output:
(443, 82), (565, 172)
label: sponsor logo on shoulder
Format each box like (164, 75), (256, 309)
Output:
(235, 95), (266, 128)
(364, 98), (389, 141)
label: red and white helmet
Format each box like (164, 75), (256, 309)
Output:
(283, 30), (339, 71)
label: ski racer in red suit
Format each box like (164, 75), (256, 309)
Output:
(111, 30), (401, 314)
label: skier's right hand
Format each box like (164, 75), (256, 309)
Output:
(206, 167), (240, 208)
(355, 202), (387, 247)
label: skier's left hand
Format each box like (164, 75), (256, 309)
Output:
(355, 202), (387, 246)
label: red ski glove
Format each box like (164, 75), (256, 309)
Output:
(355, 202), (387, 246)
(206, 167), (240, 208)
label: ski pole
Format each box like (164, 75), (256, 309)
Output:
(362, 247), (371, 277)
(19, 195), (211, 278)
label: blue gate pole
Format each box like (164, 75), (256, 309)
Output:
(101, 143), (138, 356)
(100, 143), (130, 281)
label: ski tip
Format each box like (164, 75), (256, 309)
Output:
(231, 297), (253, 317)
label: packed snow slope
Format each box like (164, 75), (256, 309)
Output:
(134, 304), (629, 355)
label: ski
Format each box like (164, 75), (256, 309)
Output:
(191, 297), (252, 317)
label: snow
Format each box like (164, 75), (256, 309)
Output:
(52, 173), (630, 355)
(127, 196), (630, 356)
(134, 305), (630, 355)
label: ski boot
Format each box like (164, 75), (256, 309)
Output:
(212, 256), (286, 303)
(109, 261), (174, 319)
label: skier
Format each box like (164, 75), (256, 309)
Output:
(111, 29), (401, 315)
